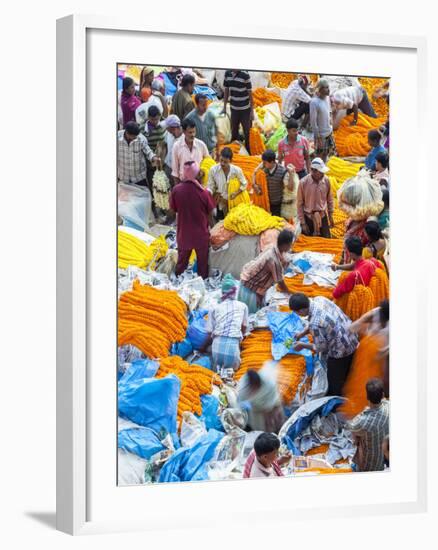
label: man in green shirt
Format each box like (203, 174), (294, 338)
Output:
(171, 74), (196, 121)
(184, 94), (217, 153)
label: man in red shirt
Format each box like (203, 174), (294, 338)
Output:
(332, 236), (382, 299)
(169, 160), (215, 279)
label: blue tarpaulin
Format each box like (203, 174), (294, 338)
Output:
(118, 374), (180, 436)
(198, 394), (224, 432)
(118, 427), (165, 460)
(267, 311), (314, 375)
(158, 429), (223, 483)
(119, 359), (159, 387)
(186, 309), (210, 350)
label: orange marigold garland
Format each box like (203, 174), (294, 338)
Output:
(358, 77), (390, 119)
(339, 334), (385, 418)
(252, 87), (282, 108)
(334, 113), (386, 158)
(270, 73), (295, 88)
(281, 274), (335, 300)
(292, 235), (344, 263)
(118, 281), (188, 359)
(249, 127), (266, 155)
(155, 356), (222, 424)
(251, 169), (270, 212)
(235, 329), (307, 405)
(368, 266), (389, 306)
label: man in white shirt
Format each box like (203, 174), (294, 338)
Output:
(207, 146), (247, 218)
(171, 119), (210, 185)
(331, 85), (377, 128)
(282, 75), (312, 127)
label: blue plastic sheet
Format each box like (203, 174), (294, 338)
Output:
(190, 355), (212, 371)
(294, 258), (312, 273)
(170, 338), (193, 359)
(187, 309), (210, 350)
(267, 311), (314, 375)
(282, 397), (344, 454)
(158, 429), (223, 483)
(118, 374), (180, 436)
(198, 394), (224, 431)
(118, 427), (165, 460)
(193, 84), (218, 100)
(119, 359), (159, 387)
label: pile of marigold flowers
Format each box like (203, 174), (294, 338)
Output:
(155, 356), (222, 424)
(252, 87), (282, 108)
(339, 334), (385, 418)
(334, 113), (386, 157)
(118, 281), (188, 358)
(251, 169), (270, 212)
(331, 207), (349, 239)
(235, 329), (307, 405)
(293, 235), (344, 263)
(270, 72), (295, 88)
(118, 231), (168, 270)
(249, 127), (266, 155)
(282, 274), (335, 300)
(358, 77), (389, 119)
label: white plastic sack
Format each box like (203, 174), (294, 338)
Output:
(180, 412), (207, 448)
(118, 182), (153, 230)
(306, 359), (328, 401)
(118, 448), (147, 486)
(338, 171), (384, 220)
(255, 101), (282, 134)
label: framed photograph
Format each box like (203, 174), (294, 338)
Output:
(57, 15), (427, 535)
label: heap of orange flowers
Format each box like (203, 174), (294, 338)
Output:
(249, 127), (266, 155)
(252, 87), (282, 108)
(282, 274), (335, 300)
(155, 356), (222, 424)
(118, 281), (188, 358)
(339, 334), (385, 418)
(334, 113), (386, 157)
(358, 77), (389, 119)
(251, 169), (270, 211)
(235, 329), (307, 405)
(292, 235), (344, 263)
(334, 264), (389, 321)
(270, 72), (295, 88)
(232, 154), (262, 186)
(331, 207), (349, 239)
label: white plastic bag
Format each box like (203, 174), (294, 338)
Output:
(180, 412), (207, 448)
(117, 448), (147, 486)
(118, 182), (153, 230)
(338, 171), (384, 220)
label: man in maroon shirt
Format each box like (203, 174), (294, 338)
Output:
(169, 160), (215, 279)
(332, 236), (382, 299)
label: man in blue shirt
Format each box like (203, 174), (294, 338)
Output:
(365, 129), (386, 171)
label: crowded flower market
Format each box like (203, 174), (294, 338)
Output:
(117, 65), (390, 485)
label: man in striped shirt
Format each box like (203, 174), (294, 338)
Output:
(223, 69), (254, 153)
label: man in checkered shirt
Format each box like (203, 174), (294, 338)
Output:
(347, 378), (389, 471)
(289, 294), (359, 396)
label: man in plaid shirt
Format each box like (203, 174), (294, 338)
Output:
(347, 378), (389, 471)
(289, 294), (359, 396)
(117, 121), (160, 186)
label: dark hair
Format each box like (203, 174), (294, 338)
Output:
(124, 121), (140, 136)
(286, 118), (299, 130)
(368, 129), (381, 143)
(277, 229), (294, 248)
(345, 236), (363, 256)
(246, 369), (261, 390)
(366, 378), (385, 404)
(379, 300), (389, 325)
(254, 432), (280, 457)
(375, 151), (389, 169)
(148, 105), (160, 118)
(123, 77), (135, 92)
(365, 221), (383, 242)
(382, 188), (389, 209)
(182, 119), (196, 131)
(195, 93), (208, 105)
(262, 149), (276, 163)
(289, 293), (310, 312)
(220, 147), (233, 161)
(181, 74), (196, 88)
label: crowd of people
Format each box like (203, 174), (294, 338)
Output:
(117, 66), (390, 478)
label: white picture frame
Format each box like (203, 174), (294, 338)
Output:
(56, 15), (428, 536)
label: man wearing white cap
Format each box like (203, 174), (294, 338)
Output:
(297, 157), (334, 238)
(161, 115), (183, 178)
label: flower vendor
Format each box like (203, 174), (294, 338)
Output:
(253, 149), (288, 217)
(282, 75), (312, 128)
(207, 146), (247, 219)
(331, 236), (382, 299)
(117, 121), (160, 186)
(171, 73), (196, 122)
(237, 370), (285, 433)
(243, 433), (291, 478)
(120, 77), (142, 126)
(183, 93), (218, 154)
(347, 378), (389, 472)
(169, 160), (215, 279)
(330, 84), (377, 129)
(309, 78), (335, 162)
(238, 229), (294, 314)
(201, 274), (249, 372)
(365, 129), (386, 171)
(289, 293), (359, 396)
(296, 157), (334, 238)
(278, 118), (311, 179)
(223, 69), (254, 154)
(171, 118), (211, 185)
